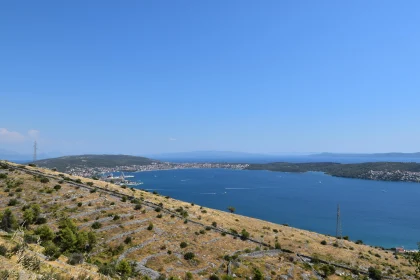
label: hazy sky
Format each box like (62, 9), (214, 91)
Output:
(1, 1), (420, 155)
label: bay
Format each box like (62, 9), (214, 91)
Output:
(120, 168), (420, 250)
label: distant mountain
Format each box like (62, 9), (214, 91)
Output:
(311, 152), (420, 158)
(33, 154), (158, 172)
(148, 151), (277, 162)
(0, 149), (61, 161)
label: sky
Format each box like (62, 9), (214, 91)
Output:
(1, 0), (420, 156)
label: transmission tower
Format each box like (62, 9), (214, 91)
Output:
(33, 141), (37, 162)
(336, 204), (343, 242)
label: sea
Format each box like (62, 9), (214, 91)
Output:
(117, 155), (420, 250)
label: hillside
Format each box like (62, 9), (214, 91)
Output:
(33, 154), (158, 172)
(0, 161), (416, 279)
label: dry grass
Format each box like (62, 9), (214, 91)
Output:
(0, 161), (415, 279)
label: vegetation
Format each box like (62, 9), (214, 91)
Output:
(33, 154), (158, 172)
(247, 161), (420, 182)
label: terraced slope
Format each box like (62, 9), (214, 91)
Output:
(0, 161), (416, 279)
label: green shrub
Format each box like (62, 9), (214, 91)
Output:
(134, 204), (142, 210)
(35, 225), (54, 242)
(0, 245), (7, 256)
(180, 242), (188, 248)
(0, 174), (7, 179)
(54, 185), (61, 190)
(91, 222), (102, 229)
(368, 267), (382, 280)
(40, 177), (49, 183)
(116, 259), (132, 276)
(320, 264), (335, 276)
(8, 199), (18, 206)
(124, 236), (132, 244)
(227, 206), (235, 213)
(77, 202), (83, 207)
(184, 252), (195, 260)
(240, 229), (250, 240)
(355, 240), (363, 244)
(147, 223), (154, 230)
(320, 240), (327, 245)
(209, 275), (220, 280)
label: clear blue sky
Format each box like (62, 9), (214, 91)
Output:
(1, 1), (420, 155)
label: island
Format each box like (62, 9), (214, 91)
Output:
(246, 162), (420, 183)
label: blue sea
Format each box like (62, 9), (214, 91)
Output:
(118, 155), (420, 249)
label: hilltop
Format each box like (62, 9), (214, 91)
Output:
(0, 161), (416, 279)
(33, 154), (159, 172)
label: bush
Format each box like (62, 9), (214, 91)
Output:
(91, 221), (102, 229)
(253, 268), (263, 280)
(77, 202), (82, 207)
(0, 208), (17, 232)
(185, 272), (193, 280)
(124, 236), (132, 244)
(355, 240), (363, 244)
(113, 215), (120, 221)
(368, 267), (382, 280)
(134, 204), (142, 210)
(116, 259), (132, 276)
(40, 177), (49, 184)
(35, 225), (54, 242)
(320, 264), (335, 276)
(240, 229), (250, 240)
(0, 174), (7, 179)
(35, 217), (47, 224)
(227, 206), (235, 213)
(43, 241), (61, 260)
(147, 223), (154, 230)
(180, 242), (188, 248)
(0, 245), (7, 256)
(212, 221), (217, 227)
(8, 199), (18, 206)
(209, 275), (220, 280)
(184, 252), (195, 260)
(54, 185), (61, 190)
(157, 214), (163, 218)
(86, 182), (94, 186)
(320, 240), (327, 245)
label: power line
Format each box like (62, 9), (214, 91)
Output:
(33, 141), (37, 162)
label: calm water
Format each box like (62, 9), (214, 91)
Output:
(120, 168), (420, 250)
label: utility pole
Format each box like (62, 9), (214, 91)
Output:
(33, 141), (37, 162)
(336, 204), (343, 244)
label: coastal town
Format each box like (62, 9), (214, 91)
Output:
(67, 162), (249, 178)
(367, 170), (420, 182)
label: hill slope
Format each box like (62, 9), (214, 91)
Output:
(33, 154), (158, 172)
(0, 161), (416, 279)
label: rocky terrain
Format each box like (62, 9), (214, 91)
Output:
(0, 160), (416, 279)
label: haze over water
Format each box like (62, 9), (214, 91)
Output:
(121, 155), (420, 250)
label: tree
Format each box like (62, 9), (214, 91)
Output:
(59, 227), (77, 252)
(35, 225), (54, 242)
(116, 259), (132, 276)
(227, 206), (235, 213)
(0, 209), (17, 232)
